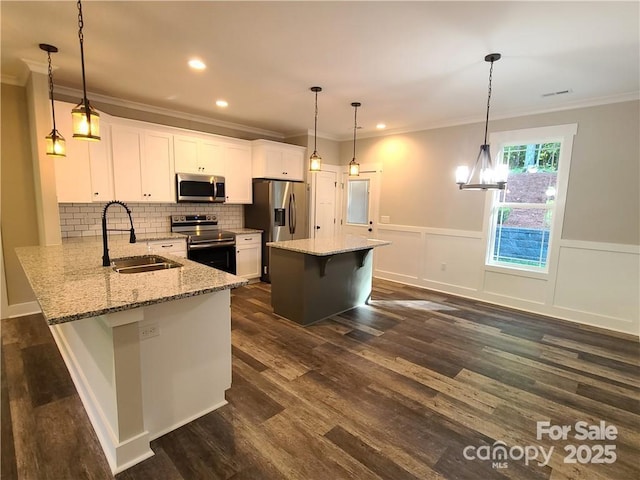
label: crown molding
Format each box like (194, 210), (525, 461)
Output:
(53, 85), (285, 139)
(285, 128), (342, 142)
(21, 59), (49, 75)
(352, 91), (640, 141)
(0, 74), (24, 86)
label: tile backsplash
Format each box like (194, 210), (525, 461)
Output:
(59, 202), (244, 238)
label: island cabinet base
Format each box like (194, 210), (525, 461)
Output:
(49, 290), (231, 474)
(270, 247), (373, 325)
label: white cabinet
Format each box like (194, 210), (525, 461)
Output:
(174, 135), (224, 175)
(223, 143), (252, 204)
(174, 134), (252, 204)
(111, 124), (174, 202)
(235, 233), (261, 280)
(251, 139), (305, 181)
(53, 101), (114, 203)
(146, 238), (187, 258)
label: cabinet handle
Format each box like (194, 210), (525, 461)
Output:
(244, 237), (252, 240)
(161, 244), (174, 248)
(94, 192), (99, 196)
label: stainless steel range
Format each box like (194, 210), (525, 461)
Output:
(170, 214), (236, 273)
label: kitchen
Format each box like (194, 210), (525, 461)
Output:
(1, 2), (639, 479)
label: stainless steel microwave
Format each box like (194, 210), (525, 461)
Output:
(176, 173), (226, 203)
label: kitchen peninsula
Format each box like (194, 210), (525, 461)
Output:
(267, 236), (391, 325)
(16, 236), (247, 474)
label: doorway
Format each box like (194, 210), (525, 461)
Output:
(340, 169), (380, 239)
(311, 170), (338, 239)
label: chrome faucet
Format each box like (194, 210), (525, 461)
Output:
(102, 200), (136, 266)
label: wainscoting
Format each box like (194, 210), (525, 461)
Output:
(375, 224), (639, 337)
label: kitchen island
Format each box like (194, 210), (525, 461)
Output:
(267, 236), (390, 325)
(16, 235), (247, 474)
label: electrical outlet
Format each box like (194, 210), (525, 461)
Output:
(139, 323), (160, 340)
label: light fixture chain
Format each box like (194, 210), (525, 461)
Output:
(353, 104), (358, 159)
(314, 90), (318, 151)
(46, 50), (57, 132)
(77, 0), (91, 126)
(484, 59), (494, 146)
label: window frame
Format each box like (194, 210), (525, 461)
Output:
(483, 124), (578, 278)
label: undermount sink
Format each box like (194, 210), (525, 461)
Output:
(111, 255), (183, 274)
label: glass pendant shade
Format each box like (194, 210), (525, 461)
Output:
(310, 151), (322, 172)
(349, 159), (360, 176)
(456, 53), (506, 191)
(72, 101), (100, 140)
(46, 130), (66, 156)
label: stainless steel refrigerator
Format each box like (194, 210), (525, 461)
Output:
(244, 179), (308, 282)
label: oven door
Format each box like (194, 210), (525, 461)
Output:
(188, 243), (236, 274)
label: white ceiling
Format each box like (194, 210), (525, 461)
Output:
(2, 1), (639, 140)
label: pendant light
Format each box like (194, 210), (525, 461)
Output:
(455, 53), (507, 190)
(40, 44), (66, 157)
(309, 86), (323, 171)
(349, 102), (361, 177)
(71, 0), (100, 141)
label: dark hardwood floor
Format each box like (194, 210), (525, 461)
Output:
(2, 279), (639, 479)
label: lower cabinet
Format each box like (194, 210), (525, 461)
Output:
(146, 238), (187, 258)
(235, 233), (261, 280)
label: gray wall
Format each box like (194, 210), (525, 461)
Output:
(339, 100), (640, 245)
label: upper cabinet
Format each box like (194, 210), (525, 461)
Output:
(174, 135), (224, 175)
(53, 101), (253, 205)
(53, 101), (114, 203)
(111, 124), (174, 203)
(251, 139), (305, 181)
(174, 133), (252, 204)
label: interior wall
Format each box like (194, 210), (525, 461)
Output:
(344, 100), (639, 335)
(344, 100), (640, 244)
(1, 83), (39, 306)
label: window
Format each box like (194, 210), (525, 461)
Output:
(486, 125), (577, 273)
(346, 179), (369, 225)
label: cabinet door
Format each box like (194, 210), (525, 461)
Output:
(89, 124), (114, 202)
(263, 148), (284, 178)
(198, 139), (225, 175)
(53, 101), (93, 202)
(174, 135), (199, 174)
(111, 125), (143, 201)
(224, 144), (252, 204)
(142, 131), (174, 202)
(282, 149), (304, 181)
(236, 245), (261, 279)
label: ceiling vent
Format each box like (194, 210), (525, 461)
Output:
(542, 89), (573, 98)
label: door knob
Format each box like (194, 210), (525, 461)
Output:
(316, 226), (321, 230)
(368, 228), (372, 232)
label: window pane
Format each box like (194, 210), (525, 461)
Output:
(491, 207), (552, 268)
(346, 179), (369, 224)
(501, 142), (560, 204)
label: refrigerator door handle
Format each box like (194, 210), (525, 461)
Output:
(289, 192), (296, 235)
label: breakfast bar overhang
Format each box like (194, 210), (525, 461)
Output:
(267, 236), (391, 325)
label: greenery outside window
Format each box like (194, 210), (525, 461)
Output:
(485, 124), (577, 275)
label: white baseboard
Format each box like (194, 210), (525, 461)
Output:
(7, 301), (41, 318)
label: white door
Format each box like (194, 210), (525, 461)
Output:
(313, 171), (337, 239)
(341, 171), (379, 238)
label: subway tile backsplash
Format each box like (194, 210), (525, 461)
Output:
(59, 202), (244, 238)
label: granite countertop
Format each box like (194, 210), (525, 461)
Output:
(16, 236), (248, 325)
(267, 236), (391, 256)
(226, 228), (263, 235)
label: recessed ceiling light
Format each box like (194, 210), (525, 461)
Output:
(188, 58), (206, 70)
(376, 123), (386, 130)
(215, 99), (228, 108)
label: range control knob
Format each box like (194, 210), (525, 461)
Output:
(181, 216), (186, 221)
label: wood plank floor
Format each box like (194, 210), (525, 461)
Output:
(2, 278), (638, 479)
